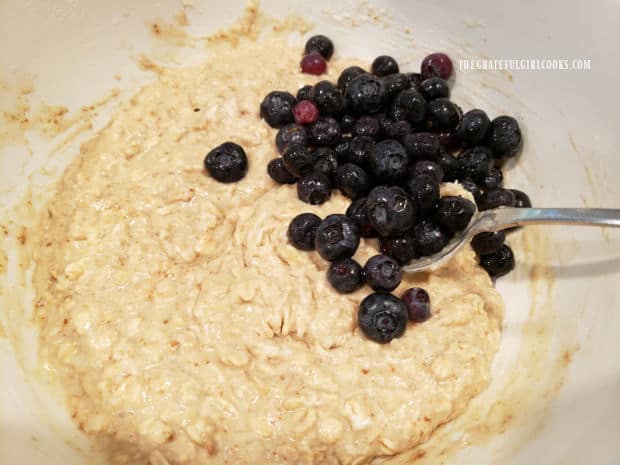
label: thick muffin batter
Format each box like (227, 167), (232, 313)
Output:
(32, 32), (503, 465)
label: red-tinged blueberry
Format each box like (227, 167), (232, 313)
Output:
(428, 98), (462, 131)
(353, 115), (381, 138)
(456, 109), (490, 146)
(419, 77), (450, 100)
(297, 173), (332, 205)
(288, 213), (322, 251)
(435, 196), (476, 233)
(204, 142), (248, 183)
(471, 231), (506, 255)
(260, 91), (297, 128)
(406, 174), (440, 210)
(311, 81), (344, 116)
(369, 139), (410, 184)
(380, 235), (417, 265)
(413, 219), (450, 257)
(488, 116), (522, 158)
(275, 124), (308, 153)
(413, 160), (444, 183)
(283, 143), (314, 178)
(267, 157), (297, 184)
(346, 197), (377, 238)
(327, 258), (365, 293)
(402, 132), (440, 161)
(479, 244), (515, 278)
(479, 188), (517, 211)
(372, 55), (400, 76)
(337, 66), (366, 91)
(511, 189), (532, 208)
(336, 163), (371, 199)
(309, 117), (341, 146)
(304, 34), (334, 60)
(293, 100), (320, 125)
(365, 185), (417, 237)
(301, 52), (327, 75)
(421, 52), (454, 79)
(358, 293), (408, 344)
(315, 214), (361, 261)
(401, 287), (431, 322)
(364, 254), (403, 292)
(345, 73), (387, 115)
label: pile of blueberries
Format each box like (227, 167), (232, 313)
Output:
(206, 35), (531, 343)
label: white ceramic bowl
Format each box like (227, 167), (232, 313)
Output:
(1, 1), (619, 464)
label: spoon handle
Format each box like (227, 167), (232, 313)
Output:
(483, 208), (620, 231)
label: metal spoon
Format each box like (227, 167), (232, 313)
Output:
(402, 207), (620, 273)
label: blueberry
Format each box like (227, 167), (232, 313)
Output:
(471, 231), (506, 255)
(511, 189), (532, 208)
(405, 72), (425, 90)
(458, 146), (493, 182)
(436, 150), (460, 181)
(337, 66), (366, 91)
(348, 135), (375, 166)
(402, 132), (440, 161)
(488, 116), (522, 158)
(413, 219), (450, 257)
(358, 293), (408, 344)
(283, 143), (314, 178)
(304, 34), (334, 60)
(480, 244), (515, 278)
(406, 174), (440, 210)
(313, 148), (339, 184)
(365, 185), (416, 237)
(419, 77), (450, 100)
(275, 124), (308, 153)
(293, 100), (319, 125)
(296, 85), (313, 101)
(345, 74), (387, 115)
(437, 132), (460, 153)
(371, 55), (400, 76)
(460, 179), (484, 204)
(352, 115), (381, 138)
(401, 287), (431, 323)
(456, 109), (490, 146)
(336, 163), (371, 199)
(346, 197), (377, 237)
(380, 235), (417, 265)
(413, 160), (443, 183)
(435, 196), (476, 233)
(479, 188), (516, 211)
(315, 214), (361, 261)
(327, 258), (365, 293)
(311, 81), (344, 116)
(340, 114), (357, 134)
(390, 89), (427, 125)
(421, 52), (454, 80)
(260, 91), (297, 128)
(364, 254), (403, 292)
(334, 136), (352, 162)
(309, 117), (341, 146)
(428, 98), (462, 130)
(204, 142), (248, 183)
(297, 173), (332, 205)
(481, 168), (503, 190)
(383, 120), (412, 140)
(369, 139), (410, 183)
(267, 157), (297, 184)
(288, 213), (322, 250)
(382, 73), (411, 99)
(300, 52), (327, 75)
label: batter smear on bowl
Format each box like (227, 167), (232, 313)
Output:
(32, 10), (508, 465)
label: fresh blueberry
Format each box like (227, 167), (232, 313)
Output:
(435, 196), (476, 233)
(511, 189), (532, 208)
(481, 168), (503, 190)
(327, 258), (365, 293)
(471, 231), (506, 255)
(419, 77), (450, 100)
(334, 136), (352, 162)
(347, 135), (375, 166)
(479, 244), (515, 278)
(267, 157), (297, 184)
(390, 89), (427, 125)
(413, 219), (450, 257)
(436, 150), (460, 181)
(371, 55), (400, 76)
(479, 188), (517, 211)
(382, 73), (411, 99)
(345, 73), (387, 115)
(204, 142), (248, 183)
(488, 116), (522, 158)
(292, 100), (320, 125)
(456, 109), (490, 146)
(346, 197), (377, 237)
(287, 213), (322, 251)
(309, 117), (341, 146)
(458, 146), (493, 182)
(283, 143), (314, 178)
(364, 254), (403, 292)
(275, 124), (308, 153)
(421, 52), (454, 79)
(383, 119), (413, 140)
(340, 114), (357, 134)
(311, 81), (344, 117)
(313, 148), (339, 184)
(428, 98), (462, 130)
(406, 174), (440, 210)
(300, 52), (327, 75)
(358, 293), (408, 344)
(380, 235), (417, 265)
(353, 115), (381, 138)
(413, 160), (444, 183)
(315, 214), (361, 261)
(297, 173), (332, 205)
(402, 132), (440, 161)
(369, 139), (410, 183)
(405, 72), (425, 90)
(304, 34), (334, 60)
(401, 287), (431, 323)
(337, 66), (366, 91)
(336, 163), (371, 199)
(460, 179), (484, 204)
(365, 185), (417, 237)
(260, 91), (297, 128)
(296, 85), (313, 101)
